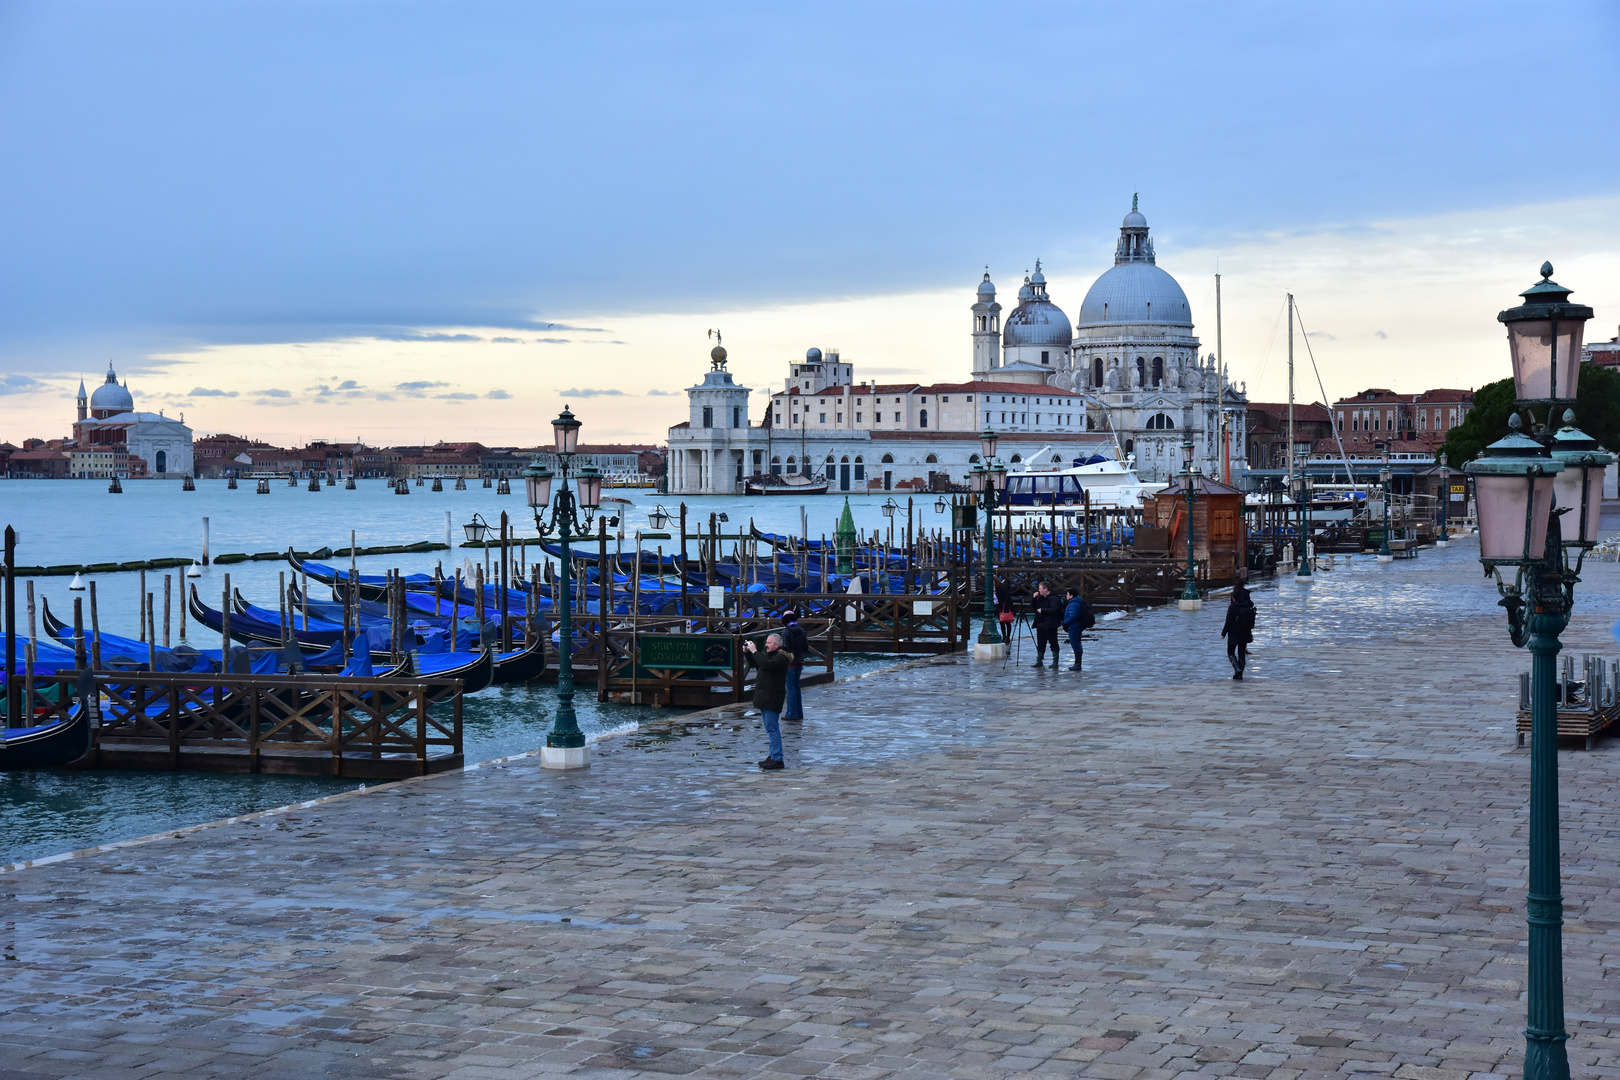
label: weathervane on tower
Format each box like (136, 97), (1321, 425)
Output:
(707, 328), (726, 369)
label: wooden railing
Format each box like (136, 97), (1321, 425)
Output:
(28, 672), (464, 778)
(965, 558), (1205, 613)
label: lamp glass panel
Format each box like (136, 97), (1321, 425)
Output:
(577, 472), (603, 509)
(553, 415), (581, 453)
(1181, 441), (1194, 465)
(1582, 466), (1606, 544)
(1475, 472), (1555, 561)
(1556, 463), (1607, 545)
(463, 522), (481, 542)
(1506, 318), (1586, 401)
(525, 474), (552, 509)
(969, 469), (986, 493)
(980, 431), (998, 459)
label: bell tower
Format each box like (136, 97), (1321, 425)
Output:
(971, 270), (1001, 380)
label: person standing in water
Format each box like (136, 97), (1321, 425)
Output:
(1221, 580), (1256, 680)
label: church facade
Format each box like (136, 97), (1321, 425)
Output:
(72, 363), (195, 478)
(665, 200), (1248, 493)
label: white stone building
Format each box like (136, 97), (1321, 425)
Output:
(72, 363), (195, 478)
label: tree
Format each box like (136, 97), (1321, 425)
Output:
(1439, 364), (1620, 463)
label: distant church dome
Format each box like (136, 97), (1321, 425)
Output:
(976, 273), (995, 297)
(1077, 199), (1192, 327)
(89, 362), (134, 414)
(1003, 260), (1073, 348)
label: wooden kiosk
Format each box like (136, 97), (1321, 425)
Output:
(1144, 474), (1248, 585)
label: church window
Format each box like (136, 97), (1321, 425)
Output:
(156, 450), (167, 473)
(925, 454), (938, 464)
(1124, 439), (1134, 454)
(1041, 351), (1049, 364)
(919, 409), (929, 428)
(1136, 357), (1146, 385)
(1092, 357), (1104, 386)
(968, 453), (981, 464)
(1009, 454), (1022, 464)
(881, 453), (895, 464)
(702, 406), (713, 428)
(1152, 357), (1164, 386)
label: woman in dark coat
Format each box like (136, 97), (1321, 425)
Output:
(1221, 581), (1256, 680)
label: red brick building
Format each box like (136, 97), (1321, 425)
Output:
(1331, 388), (1473, 456)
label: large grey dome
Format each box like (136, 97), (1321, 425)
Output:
(1077, 262), (1191, 326)
(89, 364), (134, 413)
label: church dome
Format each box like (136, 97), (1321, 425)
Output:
(976, 273), (995, 297)
(89, 364), (134, 414)
(1077, 262), (1192, 326)
(1004, 262), (1073, 348)
(1123, 208), (1147, 229)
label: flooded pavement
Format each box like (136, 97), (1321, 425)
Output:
(0, 535), (1618, 1079)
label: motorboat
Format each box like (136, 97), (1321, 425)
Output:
(1002, 450), (1167, 509)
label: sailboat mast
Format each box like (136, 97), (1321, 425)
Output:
(1216, 272), (1226, 483)
(1286, 292), (1296, 489)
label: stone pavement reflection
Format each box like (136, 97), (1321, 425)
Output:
(1, 539), (1619, 1079)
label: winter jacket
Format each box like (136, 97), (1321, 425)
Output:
(1062, 597), (1092, 633)
(783, 622), (810, 665)
(1030, 591), (1064, 631)
(748, 647), (792, 712)
(1221, 589), (1256, 645)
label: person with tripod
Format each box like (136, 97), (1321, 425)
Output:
(1029, 580), (1064, 668)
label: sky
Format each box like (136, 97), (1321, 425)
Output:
(1, 1), (1617, 446)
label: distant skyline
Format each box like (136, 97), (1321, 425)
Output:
(2, 2), (1618, 445)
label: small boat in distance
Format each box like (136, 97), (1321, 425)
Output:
(745, 474), (830, 497)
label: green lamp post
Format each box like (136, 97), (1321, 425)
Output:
(524, 405), (604, 770)
(1177, 436), (1201, 610)
(1465, 263), (1608, 1080)
(972, 427), (1008, 658)
(1296, 471), (1314, 578)
(1377, 451), (1395, 562)
(1436, 452), (1451, 547)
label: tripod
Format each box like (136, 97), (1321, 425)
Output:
(1000, 612), (1035, 670)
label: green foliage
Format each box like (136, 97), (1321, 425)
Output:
(1438, 365), (1620, 463)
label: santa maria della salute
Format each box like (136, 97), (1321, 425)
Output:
(667, 198), (1248, 495)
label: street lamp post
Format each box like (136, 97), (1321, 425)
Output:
(524, 405), (604, 770)
(1178, 437), (1202, 610)
(1436, 453), (1451, 547)
(1296, 472), (1314, 578)
(972, 428), (1008, 659)
(1377, 451), (1395, 562)
(1464, 263), (1607, 1080)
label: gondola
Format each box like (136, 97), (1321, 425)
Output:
(190, 585), (348, 652)
(0, 700), (91, 769)
(288, 555), (436, 603)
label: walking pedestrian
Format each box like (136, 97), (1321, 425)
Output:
(1221, 580), (1256, 680)
(1029, 580), (1064, 668)
(780, 609), (808, 721)
(743, 633), (792, 770)
(1060, 586), (1094, 671)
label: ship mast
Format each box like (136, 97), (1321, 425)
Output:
(1286, 292), (1296, 491)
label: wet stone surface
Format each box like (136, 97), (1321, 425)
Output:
(1, 539), (1619, 1078)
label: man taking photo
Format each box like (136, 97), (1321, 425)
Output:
(1029, 580), (1064, 668)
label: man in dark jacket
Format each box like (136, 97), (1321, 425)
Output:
(743, 633), (791, 769)
(1029, 580), (1064, 668)
(780, 610), (809, 721)
(1060, 587), (1092, 672)
(1221, 581), (1256, 680)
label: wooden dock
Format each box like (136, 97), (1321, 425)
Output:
(27, 672), (464, 778)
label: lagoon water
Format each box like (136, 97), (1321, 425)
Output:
(0, 478), (928, 864)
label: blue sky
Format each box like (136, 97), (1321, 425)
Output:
(1, 1), (1617, 442)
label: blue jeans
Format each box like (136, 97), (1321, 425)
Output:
(760, 709), (784, 762)
(783, 664), (804, 720)
(1067, 631), (1084, 666)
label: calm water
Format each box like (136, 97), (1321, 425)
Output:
(0, 479), (922, 864)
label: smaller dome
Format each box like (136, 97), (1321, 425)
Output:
(805, 347), (823, 363)
(89, 364), (134, 413)
(1123, 209), (1147, 228)
(977, 274), (995, 297)
(1017, 279), (1034, 302)
(1030, 267), (1046, 287)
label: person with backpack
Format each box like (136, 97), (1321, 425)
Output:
(1221, 580), (1256, 680)
(780, 609), (809, 721)
(1060, 586), (1094, 672)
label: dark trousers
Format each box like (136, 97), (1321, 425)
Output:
(1035, 626), (1059, 661)
(1067, 631), (1083, 668)
(1228, 639), (1247, 674)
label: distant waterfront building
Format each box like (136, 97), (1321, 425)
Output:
(70, 363), (194, 478)
(1582, 326), (1620, 370)
(1330, 387), (1473, 456)
(663, 198), (1249, 494)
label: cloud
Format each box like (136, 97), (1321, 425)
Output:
(335, 379), (361, 391)
(533, 337), (571, 345)
(560, 387), (624, 398)
(437, 392), (479, 400)
(187, 386), (238, 397)
(1306, 331), (1336, 340)
(539, 323), (609, 333)
(0, 374), (46, 395)
(645, 389), (678, 396)
(490, 337), (525, 344)
(485, 389), (511, 399)
(254, 388), (291, 398)
(395, 380), (450, 395)
(1374, 330), (1388, 339)
(374, 331), (483, 343)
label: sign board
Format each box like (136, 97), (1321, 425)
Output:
(952, 504), (977, 531)
(638, 635), (734, 670)
(912, 599), (934, 616)
(707, 585), (725, 609)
